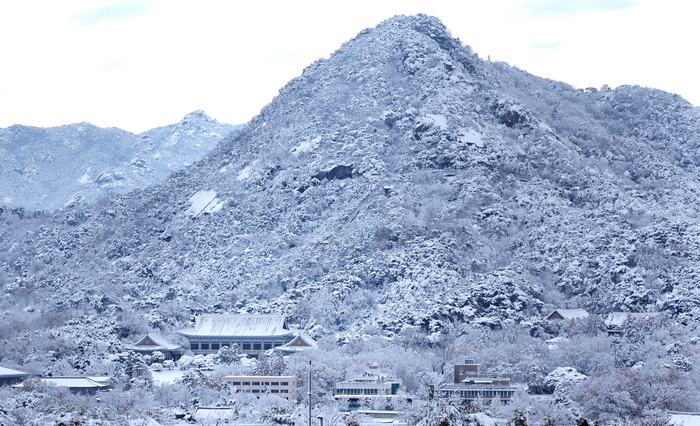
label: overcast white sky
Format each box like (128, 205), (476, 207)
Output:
(0, 0), (697, 133)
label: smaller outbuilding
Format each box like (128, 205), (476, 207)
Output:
(274, 333), (317, 355)
(545, 308), (589, 321)
(12, 377), (111, 395)
(193, 406), (239, 425)
(0, 366), (30, 386)
(605, 312), (660, 335)
(126, 333), (182, 361)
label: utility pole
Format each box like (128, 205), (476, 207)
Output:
(308, 360), (312, 426)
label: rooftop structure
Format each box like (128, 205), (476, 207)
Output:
(125, 333), (182, 360)
(177, 314), (296, 356)
(605, 312), (661, 335)
(12, 376), (111, 395)
(334, 364), (403, 410)
(430, 360), (524, 404)
(275, 333), (317, 354)
(222, 375), (297, 401)
(545, 308), (590, 321)
(0, 366), (30, 386)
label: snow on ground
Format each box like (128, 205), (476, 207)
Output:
(291, 136), (321, 155)
(185, 190), (221, 218)
(79, 168), (91, 184)
(459, 128), (484, 147)
(129, 419), (162, 426)
(426, 114), (447, 130)
(150, 368), (191, 385)
(670, 413), (700, 426)
(238, 165), (252, 181)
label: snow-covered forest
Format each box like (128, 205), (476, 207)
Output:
(2, 13), (700, 425)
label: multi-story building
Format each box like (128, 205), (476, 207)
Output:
(222, 375), (297, 401)
(177, 314), (296, 356)
(334, 364), (403, 409)
(429, 360), (523, 404)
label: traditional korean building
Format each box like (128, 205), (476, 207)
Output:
(605, 312), (660, 335)
(274, 333), (317, 355)
(0, 366), (30, 386)
(430, 360), (524, 404)
(193, 407), (239, 425)
(545, 308), (589, 321)
(177, 314), (296, 356)
(12, 376), (111, 395)
(125, 333), (182, 360)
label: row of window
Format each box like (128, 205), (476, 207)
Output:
(189, 342), (284, 351)
(441, 390), (515, 398)
(230, 381), (290, 386)
(243, 389), (289, 394)
(335, 388), (385, 395)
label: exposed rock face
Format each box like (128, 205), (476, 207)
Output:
(2, 14), (700, 339)
(0, 110), (237, 211)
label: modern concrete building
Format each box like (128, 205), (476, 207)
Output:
(334, 364), (403, 409)
(430, 360), (524, 404)
(222, 375), (297, 401)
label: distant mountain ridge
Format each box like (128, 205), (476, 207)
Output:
(0, 110), (238, 211)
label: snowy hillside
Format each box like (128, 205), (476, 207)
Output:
(2, 14), (700, 345)
(4, 13), (700, 425)
(0, 110), (237, 211)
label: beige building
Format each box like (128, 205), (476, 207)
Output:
(222, 375), (297, 400)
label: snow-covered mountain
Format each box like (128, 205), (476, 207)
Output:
(0, 110), (237, 211)
(2, 14), (700, 340)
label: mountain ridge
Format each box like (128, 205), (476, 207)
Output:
(2, 14), (700, 344)
(0, 110), (238, 211)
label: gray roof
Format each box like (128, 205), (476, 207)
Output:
(177, 314), (292, 337)
(13, 377), (108, 389)
(547, 308), (589, 320)
(606, 312), (659, 327)
(275, 333), (318, 353)
(0, 366), (30, 378)
(126, 333), (180, 351)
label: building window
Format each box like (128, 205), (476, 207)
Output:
(201, 343), (210, 350)
(253, 343), (261, 350)
(252, 389), (260, 393)
(263, 382), (270, 385)
(281, 390), (288, 393)
(243, 382), (250, 385)
(242, 343), (251, 350)
(232, 382), (241, 386)
(264, 343), (272, 350)
(271, 382), (279, 385)
(272, 389), (279, 393)
(190, 343), (199, 350)
(252, 382), (260, 385)
(281, 382), (288, 386)
(274, 342), (283, 347)
(212, 343), (220, 350)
